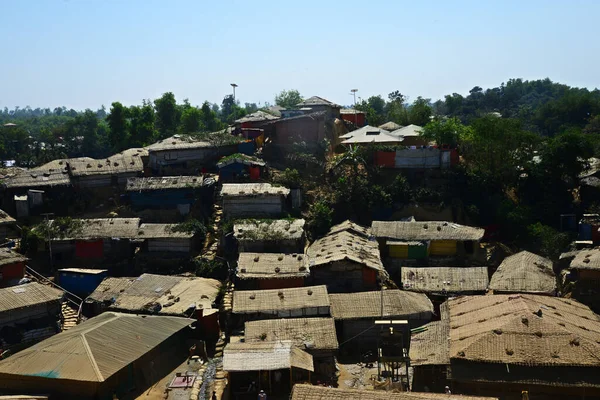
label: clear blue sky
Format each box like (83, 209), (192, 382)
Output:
(2, 0), (599, 110)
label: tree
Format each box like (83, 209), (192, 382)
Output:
(129, 101), (155, 147)
(180, 106), (202, 134)
(154, 92), (180, 139)
(200, 102), (222, 132)
(106, 102), (129, 152)
(79, 110), (101, 157)
(421, 117), (471, 147)
(408, 97), (432, 126)
(275, 89), (303, 109)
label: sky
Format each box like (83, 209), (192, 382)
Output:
(2, 0), (599, 111)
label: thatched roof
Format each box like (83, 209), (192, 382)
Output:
(0, 282), (63, 314)
(290, 384), (498, 400)
(402, 267), (489, 294)
(0, 312), (192, 382)
(126, 175), (215, 191)
(245, 318), (338, 351)
(0, 248), (28, 267)
(297, 96), (340, 108)
(233, 285), (329, 315)
(378, 121), (402, 131)
(2, 159), (71, 189)
(410, 320), (450, 366)
(570, 248), (600, 270)
(221, 183), (290, 197)
(371, 221), (484, 241)
(234, 219), (305, 242)
(236, 252), (308, 280)
(329, 290), (433, 320)
(234, 111), (280, 124)
(307, 230), (384, 272)
(68, 148), (146, 177)
(445, 294), (600, 366)
(137, 223), (193, 239)
(326, 220), (371, 238)
(489, 251), (556, 294)
(0, 210), (15, 226)
(223, 341), (313, 372)
(87, 274), (220, 316)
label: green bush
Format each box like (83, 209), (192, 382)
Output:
(275, 168), (301, 188)
(527, 222), (572, 260)
(194, 258), (228, 280)
(307, 200), (333, 237)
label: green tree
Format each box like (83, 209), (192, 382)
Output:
(421, 117), (471, 147)
(129, 101), (155, 147)
(180, 106), (203, 134)
(408, 97), (432, 126)
(106, 102), (129, 152)
(275, 89), (303, 109)
(200, 101), (223, 132)
(154, 92), (180, 139)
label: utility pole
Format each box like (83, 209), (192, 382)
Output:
(41, 213), (54, 266)
(230, 83), (238, 123)
(350, 89), (359, 126)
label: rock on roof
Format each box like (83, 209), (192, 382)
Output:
(0, 248), (28, 266)
(233, 285), (329, 315)
(570, 248), (600, 270)
(445, 294), (600, 366)
(0, 210), (16, 225)
(410, 320), (450, 366)
(297, 96), (340, 108)
(489, 251), (556, 294)
(234, 111), (280, 124)
(220, 183), (290, 197)
(0, 282), (63, 314)
(290, 384), (498, 400)
(245, 318), (338, 351)
(329, 290), (433, 320)
(402, 267), (489, 294)
(0, 312), (192, 382)
(68, 148), (146, 177)
(340, 125), (403, 145)
(126, 175), (215, 191)
(378, 121), (402, 131)
(371, 221), (485, 241)
(234, 219), (305, 242)
(137, 223), (194, 239)
(87, 274), (220, 316)
(224, 341), (313, 372)
(236, 253), (308, 280)
(2, 159), (71, 189)
(307, 230), (384, 272)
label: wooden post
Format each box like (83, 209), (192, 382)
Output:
(269, 370), (272, 394)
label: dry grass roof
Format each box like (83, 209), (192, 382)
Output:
(237, 252), (308, 280)
(307, 230), (384, 272)
(87, 274), (220, 316)
(2, 159), (71, 188)
(327, 220), (371, 238)
(329, 290), (433, 320)
(245, 317), (338, 351)
(0, 282), (63, 314)
(489, 251), (556, 294)
(445, 294), (600, 366)
(0, 210), (16, 225)
(234, 219), (305, 241)
(410, 320), (450, 366)
(570, 248), (600, 270)
(224, 341), (313, 372)
(371, 221), (484, 241)
(233, 285), (329, 315)
(378, 121), (403, 131)
(290, 384), (498, 400)
(221, 183), (290, 197)
(0, 248), (28, 266)
(49, 218), (141, 240)
(68, 148), (146, 177)
(402, 267), (489, 294)
(0, 312), (192, 382)
(297, 96), (340, 108)
(137, 223), (194, 239)
(126, 175), (215, 191)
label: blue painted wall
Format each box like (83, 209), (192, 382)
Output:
(130, 188), (196, 208)
(58, 270), (108, 296)
(219, 163), (248, 180)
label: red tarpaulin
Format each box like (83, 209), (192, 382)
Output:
(374, 151), (396, 168)
(249, 166), (260, 181)
(75, 240), (103, 258)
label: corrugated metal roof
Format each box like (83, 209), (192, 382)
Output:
(329, 290), (433, 320)
(245, 317), (338, 351)
(221, 183), (290, 197)
(87, 274), (220, 316)
(236, 252), (308, 280)
(224, 341), (313, 372)
(233, 285), (329, 314)
(371, 221), (484, 241)
(0, 312), (192, 382)
(0, 282), (63, 314)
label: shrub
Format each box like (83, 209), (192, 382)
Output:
(307, 200), (333, 237)
(275, 168), (301, 188)
(527, 222), (572, 260)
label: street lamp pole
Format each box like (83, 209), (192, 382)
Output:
(351, 89), (358, 125)
(230, 83), (238, 123)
